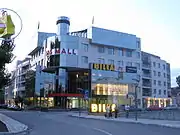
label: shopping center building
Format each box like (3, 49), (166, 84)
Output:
(27, 16), (171, 110)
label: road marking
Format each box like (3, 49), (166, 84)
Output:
(93, 128), (112, 135)
(44, 114), (113, 135)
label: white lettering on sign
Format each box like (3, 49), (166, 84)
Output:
(46, 48), (78, 55)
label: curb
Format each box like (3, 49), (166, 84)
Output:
(69, 115), (180, 129)
(0, 113), (29, 134)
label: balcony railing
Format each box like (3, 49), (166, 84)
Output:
(142, 83), (151, 87)
(142, 73), (151, 78)
(142, 63), (151, 68)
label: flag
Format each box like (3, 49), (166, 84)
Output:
(92, 16), (94, 25)
(38, 21), (40, 30)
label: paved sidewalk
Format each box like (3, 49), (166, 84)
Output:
(0, 113), (28, 133)
(70, 113), (180, 129)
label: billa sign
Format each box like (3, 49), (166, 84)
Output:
(46, 48), (78, 55)
(92, 63), (115, 71)
(90, 104), (116, 113)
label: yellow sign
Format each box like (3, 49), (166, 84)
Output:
(0, 12), (15, 38)
(92, 63), (115, 71)
(91, 104), (116, 113)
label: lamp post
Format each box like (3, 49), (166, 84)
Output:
(132, 74), (140, 121)
(76, 74), (81, 116)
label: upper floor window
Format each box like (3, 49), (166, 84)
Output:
(126, 62), (132, 66)
(153, 71), (156, 76)
(81, 56), (88, 64)
(158, 72), (161, 77)
(153, 62), (156, 67)
(117, 61), (123, 67)
(159, 89), (161, 95)
(82, 43), (88, 52)
(126, 50), (132, 57)
(50, 41), (55, 49)
(98, 58), (105, 64)
(158, 81), (161, 86)
(163, 64), (165, 70)
(163, 73), (166, 78)
(108, 48), (114, 55)
(108, 59), (114, 65)
(41, 59), (43, 66)
(154, 80), (156, 85)
(158, 63), (160, 68)
(41, 47), (44, 54)
(153, 89), (156, 94)
(98, 46), (105, 53)
(118, 49), (124, 56)
(164, 90), (166, 95)
(137, 41), (140, 48)
(136, 52), (140, 58)
(164, 81), (166, 86)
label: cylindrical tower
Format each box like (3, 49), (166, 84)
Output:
(56, 16), (70, 35)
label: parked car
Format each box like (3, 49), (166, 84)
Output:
(0, 104), (7, 109)
(146, 105), (163, 111)
(7, 105), (22, 111)
(164, 104), (178, 110)
(129, 106), (142, 112)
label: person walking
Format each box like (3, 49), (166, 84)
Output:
(125, 104), (130, 118)
(105, 105), (110, 118)
(114, 105), (119, 118)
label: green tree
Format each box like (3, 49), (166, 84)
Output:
(25, 70), (36, 97)
(176, 75), (180, 88)
(0, 41), (15, 89)
(14, 96), (23, 108)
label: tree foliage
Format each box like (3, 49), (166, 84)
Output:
(25, 70), (36, 97)
(0, 41), (15, 89)
(176, 75), (180, 88)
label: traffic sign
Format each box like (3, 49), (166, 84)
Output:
(84, 90), (89, 100)
(126, 66), (137, 73)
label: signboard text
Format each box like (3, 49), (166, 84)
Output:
(92, 63), (115, 71)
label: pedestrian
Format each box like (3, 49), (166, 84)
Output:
(125, 104), (130, 118)
(109, 105), (112, 118)
(105, 105), (110, 118)
(114, 105), (119, 118)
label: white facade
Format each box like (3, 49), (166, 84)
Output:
(13, 58), (31, 97)
(142, 52), (171, 107)
(151, 56), (170, 98)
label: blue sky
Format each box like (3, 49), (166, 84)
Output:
(2, 0), (180, 86)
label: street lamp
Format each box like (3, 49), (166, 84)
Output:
(132, 74), (140, 121)
(76, 73), (81, 116)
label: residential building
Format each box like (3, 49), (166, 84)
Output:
(141, 52), (171, 108)
(4, 71), (15, 105)
(13, 57), (31, 97)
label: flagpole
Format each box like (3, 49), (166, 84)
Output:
(37, 21), (40, 32)
(92, 16), (94, 26)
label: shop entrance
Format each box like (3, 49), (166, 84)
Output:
(52, 68), (91, 108)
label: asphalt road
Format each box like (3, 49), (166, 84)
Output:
(0, 110), (180, 135)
